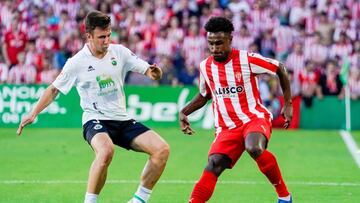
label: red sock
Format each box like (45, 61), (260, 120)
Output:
(255, 150), (289, 197)
(189, 170), (218, 203)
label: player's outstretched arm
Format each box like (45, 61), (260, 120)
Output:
(145, 64), (163, 80)
(17, 85), (59, 136)
(179, 93), (210, 135)
(276, 63), (293, 129)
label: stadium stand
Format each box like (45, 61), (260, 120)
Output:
(0, 0), (359, 103)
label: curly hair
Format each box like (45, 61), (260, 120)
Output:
(204, 17), (234, 33)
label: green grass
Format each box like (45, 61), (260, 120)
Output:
(0, 128), (360, 203)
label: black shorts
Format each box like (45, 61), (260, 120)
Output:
(82, 119), (150, 150)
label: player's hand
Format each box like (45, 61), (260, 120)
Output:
(281, 102), (293, 129)
(148, 64), (163, 80)
(17, 114), (35, 136)
(179, 112), (195, 135)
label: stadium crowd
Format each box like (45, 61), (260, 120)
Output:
(0, 0), (360, 106)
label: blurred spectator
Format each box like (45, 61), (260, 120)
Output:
(154, 0), (172, 27)
(233, 25), (254, 50)
(248, 42), (260, 53)
(97, 2), (115, 26)
(228, 0), (250, 32)
(168, 16), (185, 44)
(157, 55), (178, 86)
(1, 16), (28, 67)
(286, 41), (305, 80)
(287, 69), (301, 97)
(36, 26), (56, 53)
(182, 23), (207, 68)
(316, 12), (335, 46)
(0, 0), (17, 29)
(63, 30), (84, 56)
(304, 32), (329, 67)
(329, 32), (353, 60)
(272, 19), (294, 61)
(350, 40), (360, 70)
(58, 10), (77, 48)
(260, 28), (276, 58)
(199, 4), (212, 31)
(24, 40), (43, 72)
(349, 68), (360, 100)
(128, 32), (150, 62)
(304, 3), (318, 35)
(299, 60), (320, 107)
(317, 60), (344, 99)
(37, 57), (59, 84)
(250, 0), (271, 34)
(141, 11), (159, 50)
(178, 61), (198, 85)
(259, 74), (281, 117)
(0, 55), (8, 83)
(228, 0), (250, 15)
(7, 51), (36, 84)
(154, 27), (176, 58)
(289, 0), (307, 26)
(126, 72), (156, 86)
(333, 15), (357, 42)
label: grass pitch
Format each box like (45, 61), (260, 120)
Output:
(0, 128), (359, 203)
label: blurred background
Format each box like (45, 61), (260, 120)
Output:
(0, 0), (359, 129)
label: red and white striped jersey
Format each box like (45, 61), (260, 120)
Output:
(198, 49), (277, 132)
(7, 64), (36, 84)
(0, 63), (9, 83)
(232, 34), (254, 51)
(285, 52), (306, 78)
(329, 42), (353, 60)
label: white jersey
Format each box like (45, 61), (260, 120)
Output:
(52, 44), (149, 124)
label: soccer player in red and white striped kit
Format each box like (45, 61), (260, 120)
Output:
(179, 17), (293, 203)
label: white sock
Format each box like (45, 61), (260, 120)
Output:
(84, 192), (98, 203)
(133, 185), (152, 203)
(278, 194), (291, 201)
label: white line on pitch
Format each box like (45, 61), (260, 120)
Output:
(1, 180), (360, 187)
(340, 130), (360, 168)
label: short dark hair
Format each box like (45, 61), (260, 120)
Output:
(85, 10), (111, 33)
(204, 17), (234, 33)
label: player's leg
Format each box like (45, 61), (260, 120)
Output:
(189, 129), (245, 203)
(82, 120), (114, 203)
(189, 154), (231, 203)
(85, 132), (114, 203)
(244, 119), (291, 202)
(128, 130), (170, 203)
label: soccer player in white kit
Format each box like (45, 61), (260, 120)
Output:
(17, 10), (170, 203)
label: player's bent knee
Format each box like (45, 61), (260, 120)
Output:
(153, 143), (170, 164)
(205, 154), (230, 176)
(245, 145), (264, 158)
(96, 147), (114, 166)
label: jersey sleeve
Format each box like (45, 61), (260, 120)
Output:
(248, 52), (279, 75)
(119, 45), (149, 74)
(52, 58), (77, 95)
(198, 65), (211, 97)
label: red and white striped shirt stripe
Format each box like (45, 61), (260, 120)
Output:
(330, 43), (353, 60)
(0, 63), (9, 82)
(154, 37), (176, 56)
(199, 49), (276, 132)
(304, 43), (329, 64)
(182, 35), (207, 67)
(286, 52), (305, 77)
(7, 64), (36, 84)
(232, 35), (254, 50)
